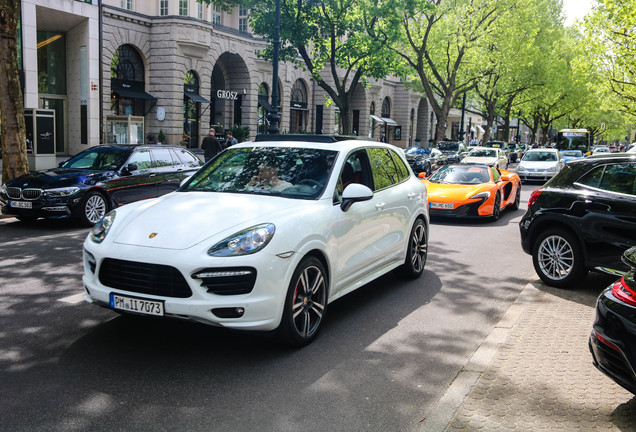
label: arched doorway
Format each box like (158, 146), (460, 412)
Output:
(210, 53), (250, 136)
(183, 70), (210, 149)
(257, 83), (270, 135)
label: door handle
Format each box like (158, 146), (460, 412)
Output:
(149, 173), (156, 177)
(375, 203), (386, 211)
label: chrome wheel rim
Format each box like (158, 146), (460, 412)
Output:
(292, 265), (326, 339)
(410, 223), (428, 273)
(538, 235), (574, 280)
(85, 195), (106, 224)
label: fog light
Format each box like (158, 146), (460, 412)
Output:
(212, 307), (245, 318)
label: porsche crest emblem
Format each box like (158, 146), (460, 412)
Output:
(149, 233), (158, 239)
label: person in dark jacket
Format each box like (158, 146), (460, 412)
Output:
(225, 131), (238, 148)
(201, 128), (223, 162)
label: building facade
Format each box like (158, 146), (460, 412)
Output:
(20, 0), (436, 166)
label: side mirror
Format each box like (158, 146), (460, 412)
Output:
(418, 172), (427, 179)
(340, 183), (373, 211)
(127, 163), (139, 172)
(500, 175), (510, 181)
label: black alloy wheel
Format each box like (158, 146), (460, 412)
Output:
(532, 228), (588, 288)
(491, 192), (502, 221)
(77, 191), (108, 226)
(278, 256), (328, 347)
(511, 186), (521, 211)
(396, 218), (428, 279)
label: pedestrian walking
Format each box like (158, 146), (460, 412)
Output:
(201, 128), (223, 162)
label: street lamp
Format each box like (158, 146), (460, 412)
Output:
(458, 93), (466, 141)
(267, 0), (281, 134)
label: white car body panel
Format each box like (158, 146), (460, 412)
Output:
(82, 139), (429, 332)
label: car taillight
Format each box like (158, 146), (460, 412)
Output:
(612, 277), (636, 306)
(527, 189), (543, 207)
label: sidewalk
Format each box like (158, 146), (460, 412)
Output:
(424, 278), (636, 431)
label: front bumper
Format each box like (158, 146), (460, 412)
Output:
(82, 240), (295, 331)
(0, 194), (81, 219)
(517, 172), (556, 182)
(429, 199), (488, 218)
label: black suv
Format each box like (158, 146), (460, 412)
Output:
(0, 145), (202, 226)
(520, 153), (636, 287)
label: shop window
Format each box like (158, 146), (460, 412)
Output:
(37, 32), (66, 95)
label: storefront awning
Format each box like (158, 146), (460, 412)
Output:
(470, 126), (476, 133)
(113, 87), (157, 101)
(477, 125), (485, 133)
(185, 92), (211, 104)
(382, 117), (398, 126)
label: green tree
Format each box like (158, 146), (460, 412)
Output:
(391, 0), (517, 143)
(0, 2), (29, 184)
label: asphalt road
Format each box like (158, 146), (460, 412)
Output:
(0, 181), (544, 432)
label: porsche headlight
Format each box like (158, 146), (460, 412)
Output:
(90, 211), (116, 243)
(43, 187), (80, 197)
(208, 223), (275, 257)
(470, 191), (491, 200)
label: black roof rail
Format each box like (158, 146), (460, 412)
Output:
(253, 134), (366, 143)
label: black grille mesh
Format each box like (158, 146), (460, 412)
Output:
(99, 258), (192, 298)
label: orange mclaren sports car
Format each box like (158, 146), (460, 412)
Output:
(420, 164), (521, 220)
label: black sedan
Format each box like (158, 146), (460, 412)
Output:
(404, 146), (447, 176)
(0, 144), (202, 226)
(437, 140), (466, 164)
(589, 245), (636, 395)
(519, 153), (636, 287)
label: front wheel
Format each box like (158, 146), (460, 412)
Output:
(395, 219), (428, 279)
(491, 192), (501, 221)
(278, 256), (328, 347)
(510, 185), (521, 211)
(76, 191), (108, 226)
(532, 228), (587, 288)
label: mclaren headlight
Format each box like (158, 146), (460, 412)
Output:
(208, 223), (275, 257)
(43, 187), (80, 197)
(469, 191), (491, 200)
(90, 210), (116, 243)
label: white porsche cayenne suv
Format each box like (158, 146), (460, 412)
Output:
(82, 136), (429, 346)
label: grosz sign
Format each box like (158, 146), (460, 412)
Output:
(216, 90), (239, 100)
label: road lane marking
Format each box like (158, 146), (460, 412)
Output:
(58, 293), (85, 304)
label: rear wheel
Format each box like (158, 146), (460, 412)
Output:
(491, 192), (501, 221)
(278, 256), (328, 347)
(532, 228), (587, 288)
(510, 186), (521, 211)
(395, 219), (428, 279)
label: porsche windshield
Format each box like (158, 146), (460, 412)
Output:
(180, 147), (338, 199)
(429, 165), (490, 184)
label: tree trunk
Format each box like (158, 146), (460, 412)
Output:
(0, 2), (29, 184)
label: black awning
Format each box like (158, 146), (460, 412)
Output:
(113, 87), (157, 101)
(185, 92), (211, 104)
(259, 99), (275, 112)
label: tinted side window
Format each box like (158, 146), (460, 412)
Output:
(367, 147), (400, 190)
(127, 149), (153, 170)
(388, 150), (410, 181)
(174, 149), (200, 167)
(579, 163), (636, 195)
(152, 148), (179, 168)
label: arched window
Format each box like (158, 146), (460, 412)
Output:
(110, 44), (155, 117)
(257, 83), (270, 135)
(381, 97), (391, 118)
(111, 44), (144, 82)
(184, 71), (201, 149)
(290, 80), (308, 133)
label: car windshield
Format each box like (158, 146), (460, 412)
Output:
(61, 147), (132, 171)
(561, 150), (582, 157)
(523, 151), (557, 162)
(429, 165), (491, 184)
(468, 149), (496, 158)
(180, 146), (338, 199)
(405, 146), (431, 156)
(438, 142), (459, 152)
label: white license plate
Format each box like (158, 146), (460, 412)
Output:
(528, 172), (544, 176)
(10, 200), (32, 209)
(430, 202), (454, 209)
(109, 293), (164, 316)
